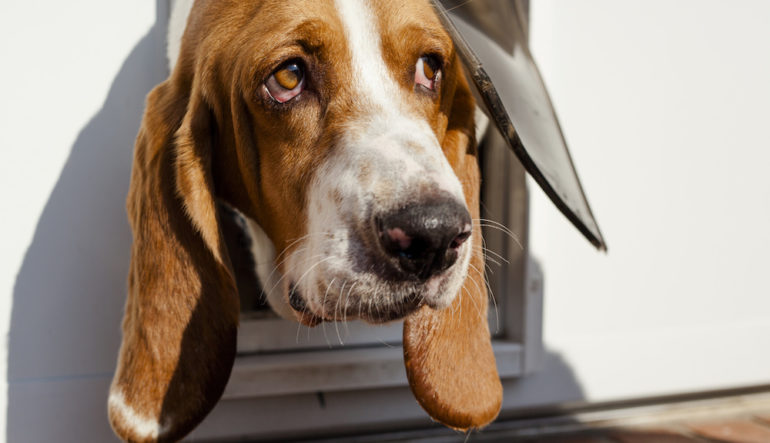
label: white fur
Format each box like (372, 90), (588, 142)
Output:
(334, 0), (402, 118)
(108, 390), (167, 440)
(333, 0), (465, 199)
(243, 218), (295, 320)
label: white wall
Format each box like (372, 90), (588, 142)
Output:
(528, 0), (770, 401)
(1, 0), (769, 441)
(0, 2), (166, 441)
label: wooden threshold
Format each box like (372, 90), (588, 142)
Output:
(280, 386), (770, 442)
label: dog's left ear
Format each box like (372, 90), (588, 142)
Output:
(109, 69), (239, 441)
(403, 60), (503, 430)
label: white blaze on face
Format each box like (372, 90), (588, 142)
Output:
(330, 0), (465, 205)
(278, 0), (472, 321)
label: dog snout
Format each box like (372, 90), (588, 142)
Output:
(377, 197), (472, 280)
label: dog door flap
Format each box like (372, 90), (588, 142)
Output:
(435, 1), (606, 250)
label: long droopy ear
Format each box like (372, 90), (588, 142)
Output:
(403, 63), (503, 430)
(108, 74), (239, 442)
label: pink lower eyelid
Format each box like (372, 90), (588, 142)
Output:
(414, 58), (434, 90)
(419, 78), (434, 89)
(266, 77), (304, 103)
(274, 88), (297, 102)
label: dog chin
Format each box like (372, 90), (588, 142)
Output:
(289, 264), (465, 326)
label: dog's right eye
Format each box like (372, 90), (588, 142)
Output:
(415, 55), (441, 91)
(265, 62), (305, 103)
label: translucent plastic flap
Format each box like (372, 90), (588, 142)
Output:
(434, 1), (606, 250)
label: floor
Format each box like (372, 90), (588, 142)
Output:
(479, 389), (770, 443)
(497, 416), (770, 442)
(300, 388), (770, 443)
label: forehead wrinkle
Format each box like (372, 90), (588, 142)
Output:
(397, 24), (453, 60)
(371, 0), (452, 56)
(244, 21), (339, 69)
(267, 19), (337, 54)
(278, 21), (329, 50)
(234, 1), (345, 67)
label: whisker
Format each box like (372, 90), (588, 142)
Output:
(480, 245), (509, 265)
(367, 288), (375, 322)
(263, 236), (336, 303)
(460, 287), (472, 322)
(471, 244), (501, 277)
(263, 249), (320, 298)
(464, 265), (485, 316)
(473, 218), (524, 250)
(342, 282), (357, 338)
(321, 277), (336, 348)
(258, 230), (329, 297)
(473, 245), (502, 267)
(334, 281), (346, 345)
(276, 253), (330, 298)
(456, 286), (464, 324)
(442, 0), (477, 14)
(259, 232), (336, 295)
(295, 318), (303, 344)
(358, 285), (368, 320)
(469, 262), (499, 333)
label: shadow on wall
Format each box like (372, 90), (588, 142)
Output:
(7, 2), (168, 441)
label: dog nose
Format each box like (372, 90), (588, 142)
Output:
(378, 198), (472, 279)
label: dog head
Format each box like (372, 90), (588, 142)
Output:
(109, 1), (501, 440)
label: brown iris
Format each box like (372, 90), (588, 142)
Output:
(274, 63), (303, 90)
(422, 58), (436, 80)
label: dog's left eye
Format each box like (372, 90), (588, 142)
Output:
(265, 61), (305, 103)
(415, 55), (440, 91)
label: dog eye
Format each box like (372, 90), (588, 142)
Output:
(265, 62), (305, 103)
(415, 55), (440, 91)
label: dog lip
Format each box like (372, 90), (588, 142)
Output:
(297, 311), (323, 327)
(288, 283), (307, 312)
(361, 291), (424, 324)
(288, 282), (330, 326)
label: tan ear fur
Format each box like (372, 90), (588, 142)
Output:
(403, 63), (502, 430)
(108, 73), (239, 442)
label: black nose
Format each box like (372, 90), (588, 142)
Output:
(377, 198), (472, 280)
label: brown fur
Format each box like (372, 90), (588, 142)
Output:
(110, 0), (501, 440)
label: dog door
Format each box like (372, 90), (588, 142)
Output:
(436, 0), (607, 250)
(221, 0), (542, 402)
(193, 1), (556, 438)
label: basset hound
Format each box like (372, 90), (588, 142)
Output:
(109, 0), (502, 440)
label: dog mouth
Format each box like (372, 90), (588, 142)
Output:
(287, 284), (320, 326)
(286, 266), (456, 326)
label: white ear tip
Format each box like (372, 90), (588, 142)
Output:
(108, 389), (168, 441)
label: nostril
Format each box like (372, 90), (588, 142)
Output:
(450, 227), (472, 249)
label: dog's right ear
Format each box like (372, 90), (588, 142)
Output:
(403, 56), (502, 431)
(108, 72), (239, 441)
